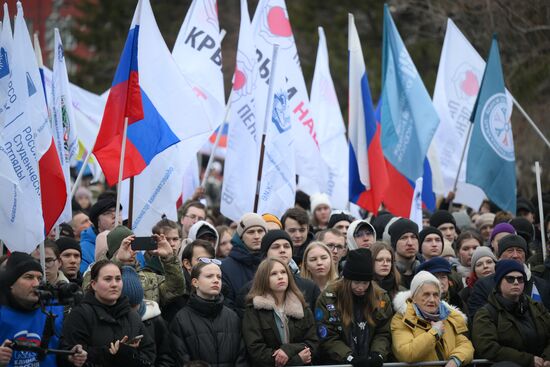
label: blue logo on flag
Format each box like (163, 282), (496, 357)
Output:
(480, 93), (514, 161)
(0, 48), (9, 78)
(272, 90), (291, 133)
(26, 72), (37, 97)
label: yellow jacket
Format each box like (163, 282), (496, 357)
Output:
(391, 291), (474, 366)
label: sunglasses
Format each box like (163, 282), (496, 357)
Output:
(198, 257), (222, 265)
(503, 275), (525, 284)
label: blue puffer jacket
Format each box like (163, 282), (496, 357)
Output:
(220, 233), (262, 311)
(80, 226), (97, 273)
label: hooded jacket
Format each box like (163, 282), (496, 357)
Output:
(346, 220), (377, 250)
(391, 290), (474, 366)
(242, 291), (318, 367)
(188, 220), (219, 245)
(141, 300), (173, 367)
(79, 226), (97, 273)
(60, 292), (155, 367)
(170, 293), (247, 367)
(220, 233), (263, 310)
(472, 291), (550, 366)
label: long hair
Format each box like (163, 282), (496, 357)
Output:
(370, 241), (401, 296)
(246, 258), (306, 307)
(454, 230), (483, 252)
(300, 241), (338, 284)
(333, 277), (385, 328)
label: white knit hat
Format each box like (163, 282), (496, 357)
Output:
(310, 193), (331, 212)
(410, 271), (441, 297)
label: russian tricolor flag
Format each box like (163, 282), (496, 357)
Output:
(348, 14), (389, 215)
(93, 2), (179, 186)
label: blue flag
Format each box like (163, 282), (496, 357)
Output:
(466, 36), (516, 213)
(380, 4), (440, 181)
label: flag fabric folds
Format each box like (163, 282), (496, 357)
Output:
(380, 4), (440, 181)
(51, 28), (78, 225)
(466, 36), (516, 213)
(308, 26), (348, 209)
(93, 0), (215, 186)
(221, 0), (261, 221)
(348, 14), (389, 215)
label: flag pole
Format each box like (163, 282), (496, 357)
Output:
(535, 161), (547, 261)
(512, 97), (550, 149)
(201, 97), (233, 188)
(253, 44), (279, 213)
(115, 117), (129, 227)
(128, 177), (135, 229)
(451, 122), (474, 192)
(70, 139), (97, 198)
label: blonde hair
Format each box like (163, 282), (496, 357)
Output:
(300, 241), (338, 286)
(246, 258), (306, 307)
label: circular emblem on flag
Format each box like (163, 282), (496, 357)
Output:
(480, 93), (514, 162)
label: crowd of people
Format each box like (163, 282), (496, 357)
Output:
(1, 186), (550, 367)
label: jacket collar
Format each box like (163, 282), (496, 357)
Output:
(393, 290), (467, 324)
(141, 299), (161, 321)
(252, 291), (304, 319)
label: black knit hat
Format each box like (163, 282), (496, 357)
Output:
(0, 252), (43, 287)
(388, 218), (419, 249)
(509, 217), (534, 243)
(418, 226), (444, 253)
(343, 248), (373, 281)
(260, 230), (293, 258)
(328, 212), (352, 229)
(497, 234), (528, 258)
(88, 198), (117, 229)
(371, 212), (394, 240)
(56, 236), (82, 255)
(429, 210), (456, 229)
(494, 259), (526, 289)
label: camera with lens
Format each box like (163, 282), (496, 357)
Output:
(35, 282), (83, 306)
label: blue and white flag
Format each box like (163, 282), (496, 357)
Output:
(257, 46), (296, 218)
(466, 36), (516, 213)
(380, 4), (440, 181)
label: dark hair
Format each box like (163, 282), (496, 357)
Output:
(454, 230), (483, 252)
(315, 228), (342, 242)
(181, 240), (215, 262)
(177, 200), (206, 223)
(333, 277), (385, 328)
(281, 207), (309, 227)
(189, 261), (220, 294)
(152, 218), (182, 237)
(493, 211), (513, 226)
(88, 259), (121, 291)
(44, 239), (60, 258)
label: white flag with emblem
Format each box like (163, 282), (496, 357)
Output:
(409, 177), (423, 231)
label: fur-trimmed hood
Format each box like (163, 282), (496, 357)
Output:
(141, 299), (161, 321)
(252, 291), (304, 319)
(392, 290), (467, 323)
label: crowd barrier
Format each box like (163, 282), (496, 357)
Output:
(300, 360), (492, 367)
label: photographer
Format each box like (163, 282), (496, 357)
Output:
(0, 252), (87, 367)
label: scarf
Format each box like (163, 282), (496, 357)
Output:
(413, 302), (450, 322)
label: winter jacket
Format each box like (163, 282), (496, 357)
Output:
(391, 291), (474, 366)
(170, 293), (247, 367)
(467, 265), (550, 320)
(472, 292), (550, 366)
(60, 292), (155, 367)
(141, 300), (174, 367)
(80, 227), (97, 274)
(220, 234), (263, 310)
(315, 284), (393, 363)
(242, 292), (318, 367)
(235, 272), (320, 318)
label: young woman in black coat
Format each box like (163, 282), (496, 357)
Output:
(170, 258), (247, 367)
(61, 260), (155, 367)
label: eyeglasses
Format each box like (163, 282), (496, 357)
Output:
(503, 275), (525, 284)
(45, 257), (58, 268)
(354, 230), (373, 238)
(198, 257), (222, 265)
(326, 243), (345, 251)
(185, 214), (205, 221)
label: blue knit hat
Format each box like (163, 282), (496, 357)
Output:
(121, 266), (144, 307)
(494, 259), (526, 289)
(416, 256), (451, 275)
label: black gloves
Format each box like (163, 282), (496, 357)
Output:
(348, 352), (384, 367)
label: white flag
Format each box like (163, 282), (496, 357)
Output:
(430, 19), (513, 209)
(257, 46), (296, 218)
(409, 177), (423, 231)
(51, 28), (78, 224)
(307, 26), (348, 209)
(252, 0), (328, 195)
(220, 0), (261, 221)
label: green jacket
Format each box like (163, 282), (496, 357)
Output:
(472, 292), (550, 366)
(82, 255), (186, 306)
(315, 284), (393, 363)
(242, 292), (318, 367)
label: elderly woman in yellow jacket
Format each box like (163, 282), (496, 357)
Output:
(391, 271), (474, 367)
